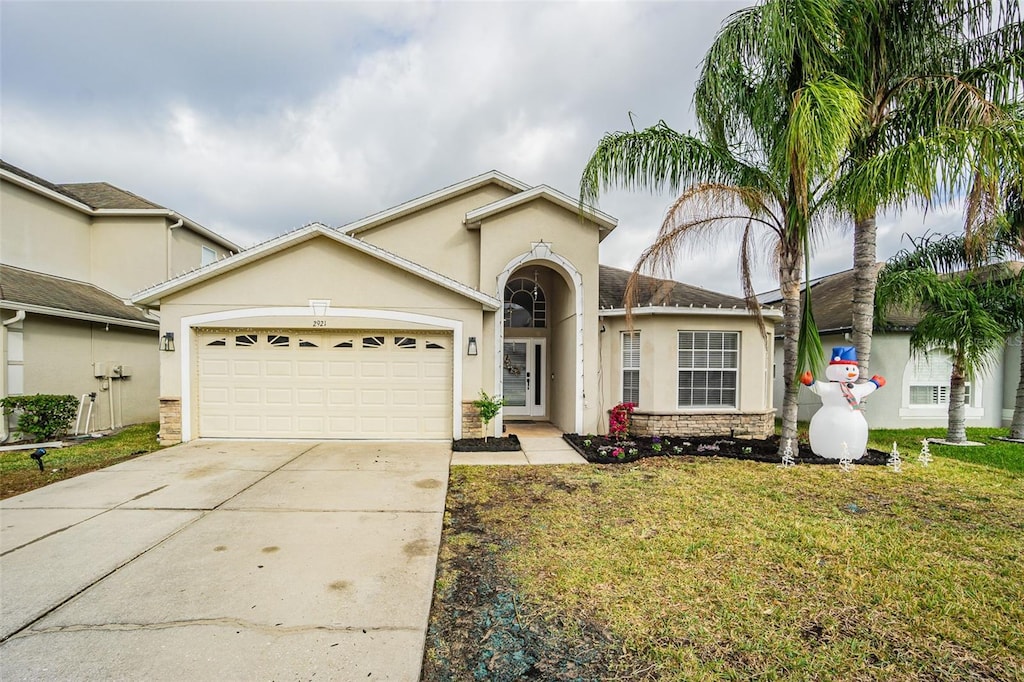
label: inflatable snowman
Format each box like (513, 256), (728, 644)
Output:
(800, 346), (885, 459)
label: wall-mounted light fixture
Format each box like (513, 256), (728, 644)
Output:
(159, 332), (175, 352)
(467, 336), (478, 356)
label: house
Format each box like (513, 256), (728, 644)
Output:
(767, 266), (1022, 428)
(131, 171), (781, 444)
(0, 161), (239, 439)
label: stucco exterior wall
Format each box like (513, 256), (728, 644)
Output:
(1002, 333), (1021, 426)
(772, 332), (1007, 428)
(18, 314), (159, 430)
(1, 181), (92, 282)
(90, 216), (168, 297)
(477, 200), (603, 434)
(155, 236), (487, 403)
(355, 184), (515, 289)
(601, 313), (774, 415)
(170, 225), (234, 278)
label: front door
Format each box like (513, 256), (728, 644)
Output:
(502, 339), (545, 417)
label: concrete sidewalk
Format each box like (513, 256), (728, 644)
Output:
(450, 422), (587, 465)
(0, 440), (450, 681)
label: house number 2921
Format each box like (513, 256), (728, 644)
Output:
(312, 319), (327, 327)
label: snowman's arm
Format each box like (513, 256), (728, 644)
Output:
(801, 373), (824, 396)
(852, 376), (884, 400)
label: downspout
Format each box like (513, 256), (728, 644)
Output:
(166, 217), (183, 279)
(1, 310), (27, 442)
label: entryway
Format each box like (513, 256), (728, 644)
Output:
(502, 338), (545, 418)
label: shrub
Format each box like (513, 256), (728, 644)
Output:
(472, 391), (504, 441)
(1, 394), (79, 441)
(609, 402), (636, 440)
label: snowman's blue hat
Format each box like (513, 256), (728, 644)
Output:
(828, 346), (858, 365)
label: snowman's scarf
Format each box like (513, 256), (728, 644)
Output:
(838, 381), (860, 408)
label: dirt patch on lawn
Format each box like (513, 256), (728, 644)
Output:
(422, 472), (643, 681)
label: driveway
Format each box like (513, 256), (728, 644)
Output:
(0, 440), (451, 681)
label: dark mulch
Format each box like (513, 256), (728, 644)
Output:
(452, 434), (521, 452)
(563, 433), (889, 466)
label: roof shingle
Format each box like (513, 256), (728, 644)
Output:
(0, 264), (155, 325)
(598, 265), (751, 310)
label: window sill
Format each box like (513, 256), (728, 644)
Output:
(899, 406), (984, 419)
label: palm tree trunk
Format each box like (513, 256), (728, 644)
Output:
(1011, 334), (1024, 439)
(946, 358), (968, 443)
(852, 212), (877, 379)
(779, 253), (802, 457)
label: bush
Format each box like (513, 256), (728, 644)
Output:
(609, 402), (636, 440)
(1, 394), (78, 441)
(472, 391), (504, 440)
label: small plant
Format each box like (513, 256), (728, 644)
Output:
(651, 435), (663, 452)
(583, 438), (592, 447)
(628, 448), (639, 456)
(471, 391), (504, 442)
(611, 447), (625, 459)
(1, 394), (78, 442)
(742, 446), (752, 455)
(609, 402), (636, 440)
(673, 446), (683, 454)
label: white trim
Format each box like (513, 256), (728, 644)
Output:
(178, 306), (463, 443)
(464, 185), (618, 234)
(621, 330), (640, 405)
(133, 223), (499, 309)
(343, 171), (531, 235)
(0, 168), (239, 252)
(495, 242), (585, 434)
(601, 305), (783, 320)
(0, 302), (158, 330)
(502, 337), (547, 418)
(898, 406), (985, 419)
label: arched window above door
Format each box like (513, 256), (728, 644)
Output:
(503, 277), (546, 328)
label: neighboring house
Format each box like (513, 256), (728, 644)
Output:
(0, 161), (239, 439)
(131, 171), (781, 444)
(766, 266), (1022, 428)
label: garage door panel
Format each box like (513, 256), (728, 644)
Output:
(197, 329), (452, 439)
(265, 388), (292, 405)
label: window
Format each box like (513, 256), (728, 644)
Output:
(908, 353), (971, 406)
(268, 334), (290, 347)
(622, 331), (640, 405)
(395, 336), (416, 349)
(333, 340), (354, 348)
(201, 246), (217, 266)
(503, 277), (546, 328)
(426, 341), (445, 350)
(234, 334), (257, 347)
(206, 338), (227, 347)
(678, 331), (738, 408)
(362, 336), (385, 349)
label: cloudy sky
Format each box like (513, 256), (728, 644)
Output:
(1, 0), (965, 296)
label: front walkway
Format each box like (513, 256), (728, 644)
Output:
(450, 422), (587, 465)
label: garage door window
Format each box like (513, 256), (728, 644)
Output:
(269, 334), (290, 347)
(235, 334), (257, 347)
(299, 338), (318, 347)
(206, 337), (227, 347)
(395, 336), (416, 349)
(363, 336), (385, 348)
(334, 339), (354, 348)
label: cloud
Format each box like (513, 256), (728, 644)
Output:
(2, 1), (974, 297)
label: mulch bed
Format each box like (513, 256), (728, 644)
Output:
(563, 433), (888, 465)
(452, 434), (521, 452)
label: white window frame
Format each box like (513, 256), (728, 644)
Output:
(677, 331), (739, 409)
(621, 331), (640, 405)
(900, 350), (982, 419)
(201, 246), (217, 266)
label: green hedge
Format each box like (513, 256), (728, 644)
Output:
(1, 394), (78, 441)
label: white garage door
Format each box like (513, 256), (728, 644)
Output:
(196, 329), (452, 439)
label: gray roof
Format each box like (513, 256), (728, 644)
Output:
(58, 182), (165, 210)
(598, 265), (751, 310)
(0, 264), (155, 325)
(2, 159), (164, 210)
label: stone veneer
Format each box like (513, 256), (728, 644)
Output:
(629, 410), (775, 439)
(159, 398), (182, 445)
(461, 400), (484, 439)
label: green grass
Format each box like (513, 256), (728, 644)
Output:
(0, 423), (163, 498)
(437, 447), (1024, 680)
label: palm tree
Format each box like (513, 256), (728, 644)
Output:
(831, 0), (1023, 380)
(580, 0), (861, 454)
(875, 233), (1017, 442)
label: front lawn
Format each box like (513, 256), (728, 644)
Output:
(0, 423), (163, 499)
(424, 438), (1024, 680)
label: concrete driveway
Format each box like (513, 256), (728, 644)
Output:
(0, 440), (451, 681)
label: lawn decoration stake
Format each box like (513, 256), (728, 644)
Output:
(918, 439), (932, 466)
(887, 442), (902, 473)
(800, 346), (885, 460)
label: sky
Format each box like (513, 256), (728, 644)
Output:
(1, 0), (967, 297)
